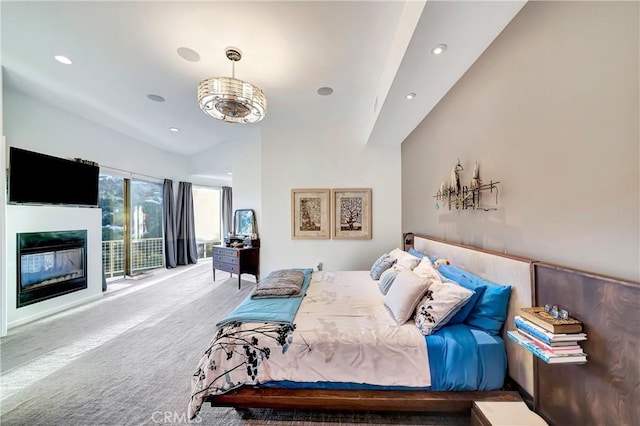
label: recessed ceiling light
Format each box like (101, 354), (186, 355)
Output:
(177, 47), (201, 62)
(54, 55), (72, 65)
(227, 172), (233, 175)
(317, 87), (334, 96)
(405, 93), (416, 100)
(147, 94), (165, 102)
(431, 44), (447, 55)
(169, 127), (180, 132)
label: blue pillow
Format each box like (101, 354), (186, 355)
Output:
(436, 265), (486, 325)
(437, 264), (511, 335)
(378, 270), (398, 295)
(408, 248), (426, 259)
(370, 253), (395, 280)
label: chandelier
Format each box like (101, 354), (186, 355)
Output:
(198, 47), (267, 123)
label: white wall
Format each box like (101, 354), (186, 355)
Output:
(261, 125), (402, 274)
(6, 205), (102, 327)
(402, 1), (639, 282)
(230, 138), (262, 234)
(4, 87), (193, 183)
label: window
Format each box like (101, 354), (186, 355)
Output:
(193, 185), (221, 259)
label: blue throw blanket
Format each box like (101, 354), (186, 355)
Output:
(216, 268), (313, 328)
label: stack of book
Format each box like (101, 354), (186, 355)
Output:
(507, 307), (587, 364)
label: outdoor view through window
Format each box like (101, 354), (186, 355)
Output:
(193, 185), (221, 258)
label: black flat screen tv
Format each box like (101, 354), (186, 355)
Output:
(8, 147), (100, 207)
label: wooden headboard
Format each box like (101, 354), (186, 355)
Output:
(413, 235), (535, 398)
(533, 262), (640, 425)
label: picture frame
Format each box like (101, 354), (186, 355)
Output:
(332, 188), (372, 239)
(291, 188), (331, 239)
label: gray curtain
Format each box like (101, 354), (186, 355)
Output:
(222, 186), (232, 237)
(176, 181), (198, 265)
(163, 179), (177, 268)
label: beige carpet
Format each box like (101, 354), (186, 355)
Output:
(0, 261), (469, 425)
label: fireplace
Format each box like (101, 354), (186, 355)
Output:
(17, 230), (88, 308)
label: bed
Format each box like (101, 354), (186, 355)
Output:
(189, 235), (534, 419)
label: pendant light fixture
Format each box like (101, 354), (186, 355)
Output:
(198, 47), (267, 124)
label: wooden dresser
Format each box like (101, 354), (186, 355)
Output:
(213, 245), (260, 289)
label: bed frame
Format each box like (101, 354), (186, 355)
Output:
(204, 234), (532, 412)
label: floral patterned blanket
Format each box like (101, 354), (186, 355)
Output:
(188, 271), (430, 419)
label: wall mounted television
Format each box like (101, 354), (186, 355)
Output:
(8, 147), (100, 207)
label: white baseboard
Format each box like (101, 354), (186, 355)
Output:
(7, 293), (103, 329)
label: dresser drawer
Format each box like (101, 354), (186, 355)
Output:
(214, 261), (239, 274)
(213, 248), (239, 263)
(213, 253), (238, 264)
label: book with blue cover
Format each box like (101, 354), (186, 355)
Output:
(514, 316), (587, 344)
(507, 331), (587, 364)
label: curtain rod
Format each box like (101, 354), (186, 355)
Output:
(99, 164), (165, 182)
(99, 165), (224, 189)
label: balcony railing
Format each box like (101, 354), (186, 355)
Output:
(102, 238), (164, 278)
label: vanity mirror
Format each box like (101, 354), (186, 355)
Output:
(233, 209), (257, 237)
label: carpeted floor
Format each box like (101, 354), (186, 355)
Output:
(0, 261), (470, 425)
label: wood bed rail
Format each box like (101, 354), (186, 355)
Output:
(207, 388), (522, 412)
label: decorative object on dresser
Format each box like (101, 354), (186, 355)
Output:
(331, 188), (372, 239)
(433, 160), (499, 211)
(291, 188), (331, 239)
(212, 245), (259, 289)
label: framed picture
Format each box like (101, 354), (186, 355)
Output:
(291, 188), (331, 239)
(332, 188), (372, 239)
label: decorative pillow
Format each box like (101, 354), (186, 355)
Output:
(251, 269), (305, 299)
(408, 248), (426, 259)
(384, 271), (432, 325)
(412, 258), (442, 283)
(370, 253), (395, 280)
(378, 268), (398, 295)
(437, 265), (487, 325)
(388, 248), (407, 261)
(393, 253), (421, 272)
(414, 282), (474, 336)
(437, 264), (511, 335)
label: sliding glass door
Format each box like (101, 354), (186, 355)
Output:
(99, 173), (164, 278)
(129, 179), (164, 274)
(99, 174), (125, 279)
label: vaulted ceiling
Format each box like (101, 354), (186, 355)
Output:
(2, 1), (526, 175)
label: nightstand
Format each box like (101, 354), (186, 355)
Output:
(471, 401), (548, 426)
(213, 245), (260, 289)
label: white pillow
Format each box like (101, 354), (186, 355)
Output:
(388, 248), (406, 261)
(414, 282), (474, 336)
(393, 254), (421, 272)
(384, 271), (432, 325)
(413, 258), (442, 283)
